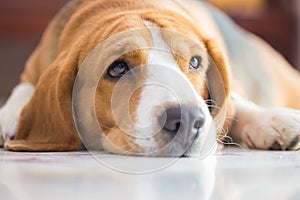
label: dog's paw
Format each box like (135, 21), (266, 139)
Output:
(0, 105), (19, 145)
(0, 83), (35, 147)
(240, 108), (300, 150)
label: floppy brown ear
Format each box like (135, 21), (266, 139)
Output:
(205, 39), (235, 139)
(5, 53), (81, 151)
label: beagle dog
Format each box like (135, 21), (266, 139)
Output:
(1, 0), (300, 156)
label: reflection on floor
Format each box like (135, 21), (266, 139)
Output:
(0, 147), (300, 200)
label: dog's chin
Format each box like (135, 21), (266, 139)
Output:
(142, 128), (217, 158)
(101, 139), (217, 158)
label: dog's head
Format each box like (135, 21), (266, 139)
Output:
(70, 9), (233, 157)
(7, 3), (233, 157)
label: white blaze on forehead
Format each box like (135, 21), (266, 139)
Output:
(141, 22), (200, 107)
(134, 21), (210, 153)
(144, 21), (180, 69)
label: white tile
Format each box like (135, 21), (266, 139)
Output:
(0, 148), (300, 200)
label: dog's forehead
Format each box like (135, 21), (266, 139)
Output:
(109, 20), (208, 72)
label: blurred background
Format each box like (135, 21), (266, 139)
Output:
(0, 0), (299, 102)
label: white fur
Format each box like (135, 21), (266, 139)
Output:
(230, 93), (300, 150)
(0, 83), (34, 144)
(134, 21), (212, 153)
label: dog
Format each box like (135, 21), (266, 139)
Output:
(0, 0), (300, 156)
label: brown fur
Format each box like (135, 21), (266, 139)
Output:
(5, 0), (243, 152)
(6, 0), (232, 153)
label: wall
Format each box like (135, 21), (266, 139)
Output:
(0, 0), (68, 100)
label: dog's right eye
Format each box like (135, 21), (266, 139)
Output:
(107, 60), (129, 78)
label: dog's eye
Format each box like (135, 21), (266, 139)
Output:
(189, 56), (202, 70)
(107, 60), (129, 78)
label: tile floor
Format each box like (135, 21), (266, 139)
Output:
(1, 147), (300, 200)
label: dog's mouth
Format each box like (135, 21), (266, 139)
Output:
(133, 119), (216, 158)
(154, 126), (203, 157)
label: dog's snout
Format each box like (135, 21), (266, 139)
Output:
(162, 106), (205, 135)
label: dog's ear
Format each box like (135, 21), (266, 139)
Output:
(204, 39), (235, 137)
(5, 52), (81, 151)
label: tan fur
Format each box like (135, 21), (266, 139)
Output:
(4, 0), (300, 152)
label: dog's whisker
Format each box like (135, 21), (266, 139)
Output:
(205, 99), (217, 105)
(207, 104), (221, 110)
(217, 135), (247, 151)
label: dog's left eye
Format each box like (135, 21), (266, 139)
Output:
(189, 56), (202, 70)
(107, 60), (129, 78)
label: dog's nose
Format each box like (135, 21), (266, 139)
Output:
(162, 106), (205, 135)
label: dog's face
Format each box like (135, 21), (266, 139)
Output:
(72, 11), (231, 157)
(95, 28), (211, 156)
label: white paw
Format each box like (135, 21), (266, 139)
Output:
(241, 108), (300, 150)
(0, 105), (19, 143)
(0, 83), (35, 146)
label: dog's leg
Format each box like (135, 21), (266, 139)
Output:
(0, 83), (35, 146)
(229, 93), (300, 150)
